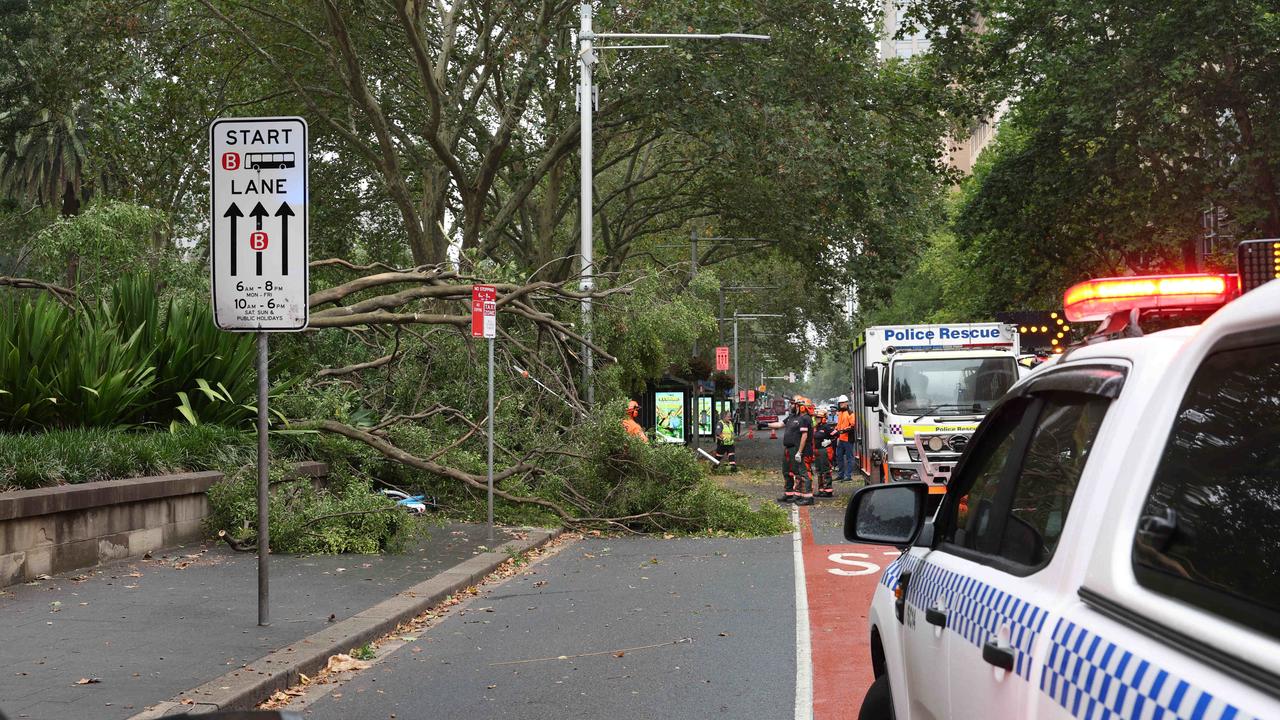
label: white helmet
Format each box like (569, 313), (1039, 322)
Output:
(837, 394), (849, 403)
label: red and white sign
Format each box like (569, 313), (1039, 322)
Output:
(714, 346), (730, 372)
(471, 285), (497, 338)
(747, 390), (756, 402)
(739, 390), (747, 401)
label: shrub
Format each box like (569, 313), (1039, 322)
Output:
(0, 275), (263, 431)
(0, 425), (255, 489)
(205, 464), (418, 554)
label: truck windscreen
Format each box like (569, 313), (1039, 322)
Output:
(890, 357), (1017, 416)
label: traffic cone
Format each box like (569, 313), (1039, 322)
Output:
(747, 428), (755, 439)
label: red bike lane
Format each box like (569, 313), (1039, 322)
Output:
(798, 504), (899, 720)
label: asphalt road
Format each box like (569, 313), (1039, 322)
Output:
(302, 535), (798, 720)
(290, 436), (889, 720)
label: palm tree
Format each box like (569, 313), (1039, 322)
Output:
(0, 106), (93, 217)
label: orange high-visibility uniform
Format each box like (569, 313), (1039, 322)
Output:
(622, 416), (648, 443)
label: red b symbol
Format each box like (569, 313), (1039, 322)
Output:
(249, 231), (268, 251)
(221, 152), (240, 171)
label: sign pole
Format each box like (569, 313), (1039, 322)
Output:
(487, 336), (495, 544)
(472, 284), (498, 543)
(211, 116), (308, 627)
(256, 331), (270, 626)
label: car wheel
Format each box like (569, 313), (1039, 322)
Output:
(858, 673), (895, 720)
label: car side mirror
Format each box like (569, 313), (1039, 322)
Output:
(843, 482), (928, 546)
(863, 390), (879, 407)
(863, 366), (879, 391)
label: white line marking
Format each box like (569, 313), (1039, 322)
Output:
(792, 504), (813, 720)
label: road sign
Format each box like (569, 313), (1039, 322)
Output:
(472, 285), (497, 338)
(739, 390), (747, 401)
(788, 371), (796, 383)
(747, 390), (756, 402)
(714, 346), (730, 372)
(210, 117), (308, 331)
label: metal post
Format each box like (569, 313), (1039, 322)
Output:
(732, 312), (739, 422)
(487, 337), (495, 543)
(579, 1), (595, 405)
(718, 289), (725, 346)
(690, 227), (698, 450)
(256, 332), (269, 627)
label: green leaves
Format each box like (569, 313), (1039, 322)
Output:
(0, 275), (267, 431)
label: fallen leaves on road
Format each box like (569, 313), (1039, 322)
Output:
(269, 688), (306, 703)
(325, 654), (372, 673)
(49, 601), (61, 612)
(74, 678), (102, 685)
(180, 698), (195, 705)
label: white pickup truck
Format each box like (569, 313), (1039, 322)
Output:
(845, 270), (1280, 720)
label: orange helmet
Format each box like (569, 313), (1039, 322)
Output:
(627, 399), (640, 418)
(793, 396), (811, 415)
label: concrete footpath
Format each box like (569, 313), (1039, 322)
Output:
(0, 521), (557, 720)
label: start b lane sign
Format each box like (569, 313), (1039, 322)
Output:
(210, 117), (309, 331)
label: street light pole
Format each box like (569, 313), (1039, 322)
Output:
(729, 311), (783, 421)
(717, 285), (777, 345)
(578, 2), (595, 405)
(576, 2), (769, 405)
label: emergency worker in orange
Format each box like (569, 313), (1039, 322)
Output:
(622, 400), (648, 443)
(834, 394), (857, 482)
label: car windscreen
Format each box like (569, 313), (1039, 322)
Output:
(890, 357), (1018, 416)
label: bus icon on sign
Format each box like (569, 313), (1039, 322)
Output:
(249, 231), (269, 251)
(245, 152), (295, 170)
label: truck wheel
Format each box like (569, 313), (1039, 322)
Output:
(858, 673), (895, 720)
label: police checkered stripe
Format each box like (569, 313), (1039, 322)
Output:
(889, 423), (903, 435)
(1040, 619), (1257, 720)
(880, 552), (921, 589)
(904, 561), (1048, 681)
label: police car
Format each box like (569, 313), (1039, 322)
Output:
(844, 256), (1280, 719)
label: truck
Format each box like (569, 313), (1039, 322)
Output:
(850, 323), (1021, 496)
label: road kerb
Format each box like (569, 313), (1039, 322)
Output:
(127, 528), (561, 719)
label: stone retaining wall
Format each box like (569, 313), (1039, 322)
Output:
(0, 462), (327, 587)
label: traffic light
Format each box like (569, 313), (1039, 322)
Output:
(1237, 238), (1280, 294)
(996, 310), (1072, 353)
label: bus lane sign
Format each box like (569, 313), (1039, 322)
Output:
(209, 116), (309, 331)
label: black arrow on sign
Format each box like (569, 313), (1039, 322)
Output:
(223, 203), (242, 276)
(250, 201), (269, 231)
(275, 202), (294, 276)
(250, 202), (269, 276)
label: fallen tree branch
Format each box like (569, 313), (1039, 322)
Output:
(0, 276), (78, 307)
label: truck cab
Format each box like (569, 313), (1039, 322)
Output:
(854, 324), (1021, 495)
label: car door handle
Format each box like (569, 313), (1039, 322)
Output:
(982, 638), (1015, 671)
(925, 606), (947, 627)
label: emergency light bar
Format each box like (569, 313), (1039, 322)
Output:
(1062, 273), (1238, 323)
